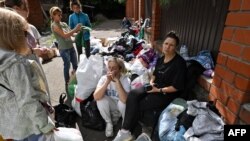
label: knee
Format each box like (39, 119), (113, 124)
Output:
(118, 101), (126, 111)
(96, 97), (109, 108)
(118, 101), (126, 118)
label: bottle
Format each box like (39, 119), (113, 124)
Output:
(180, 44), (189, 60)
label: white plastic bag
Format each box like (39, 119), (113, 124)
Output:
(54, 127), (83, 141)
(41, 127), (83, 141)
(72, 54), (104, 116)
(129, 59), (147, 75)
(131, 71), (150, 89)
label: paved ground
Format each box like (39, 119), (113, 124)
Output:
(40, 19), (126, 141)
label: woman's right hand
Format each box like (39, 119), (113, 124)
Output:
(107, 71), (113, 82)
(74, 24), (82, 32)
(150, 81), (155, 86)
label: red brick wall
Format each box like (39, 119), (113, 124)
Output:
(27, 0), (44, 30)
(151, 0), (161, 42)
(127, 0), (250, 125)
(134, 0), (139, 21)
(126, 0), (134, 19)
(126, 0), (140, 22)
(139, 0), (145, 21)
(210, 0), (250, 124)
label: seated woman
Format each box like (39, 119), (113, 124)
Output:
(94, 57), (131, 138)
(113, 31), (187, 141)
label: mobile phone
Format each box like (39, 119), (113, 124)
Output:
(144, 83), (153, 91)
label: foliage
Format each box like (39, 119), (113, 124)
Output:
(159, 0), (179, 7)
(81, 0), (125, 19)
(116, 0), (126, 4)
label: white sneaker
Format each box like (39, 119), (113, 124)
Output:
(105, 123), (114, 137)
(113, 130), (133, 141)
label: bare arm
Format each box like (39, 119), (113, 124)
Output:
(93, 77), (110, 100)
(150, 75), (156, 85)
(148, 85), (177, 94)
(148, 74), (177, 94)
(52, 23), (81, 39)
(113, 78), (128, 104)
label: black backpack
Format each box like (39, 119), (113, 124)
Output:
(80, 96), (105, 131)
(54, 93), (77, 128)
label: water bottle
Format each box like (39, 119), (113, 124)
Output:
(180, 44), (189, 60)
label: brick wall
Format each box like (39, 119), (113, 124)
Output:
(139, 0), (145, 26)
(210, 0), (250, 124)
(27, 0), (44, 30)
(151, 0), (161, 42)
(126, 0), (140, 22)
(127, 0), (250, 125)
(126, 0), (134, 19)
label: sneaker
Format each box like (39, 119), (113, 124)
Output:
(113, 130), (133, 141)
(105, 123), (114, 137)
(135, 133), (152, 141)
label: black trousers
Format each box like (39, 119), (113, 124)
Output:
(76, 39), (90, 59)
(122, 90), (178, 132)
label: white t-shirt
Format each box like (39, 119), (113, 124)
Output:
(97, 75), (131, 101)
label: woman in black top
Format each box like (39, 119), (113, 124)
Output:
(113, 31), (187, 141)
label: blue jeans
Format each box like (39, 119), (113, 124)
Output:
(59, 47), (78, 83)
(14, 134), (43, 141)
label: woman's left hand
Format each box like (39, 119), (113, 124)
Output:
(109, 71), (119, 82)
(147, 85), (158, 93)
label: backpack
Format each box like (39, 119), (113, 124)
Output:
(54, 93), (77, 128)
(80, 99), (105, 131)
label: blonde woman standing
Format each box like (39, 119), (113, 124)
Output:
(50, 6), (81, 91)
(0, 8), (55, 140)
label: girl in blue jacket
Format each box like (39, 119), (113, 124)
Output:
(69, 0), (92, 59)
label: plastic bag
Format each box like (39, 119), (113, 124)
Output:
(54, 93), (77, 128)
(54, 128), (83, 141)
(158, 98), (187, 141)
(80, 100), (105, 131)
(42, 128), (83, 141)
(73, 54), (104, 116)
(130, 59), (147, 75)
(131, 71), (150, 89)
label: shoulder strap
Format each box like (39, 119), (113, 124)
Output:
(59, 93), (67, 104)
